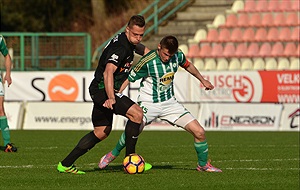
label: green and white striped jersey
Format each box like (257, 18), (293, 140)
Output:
(128, 49), (189, 103)
(0, 35), (9, 57)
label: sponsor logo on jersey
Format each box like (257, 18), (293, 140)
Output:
(109, 54), (119, 62)
(160, 72), (175, 85)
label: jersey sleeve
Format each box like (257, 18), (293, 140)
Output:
(128, 55), (149, 83)
(105, 46), (126, 67)
(0, 36), (9, 56)
(178, 50), (190, 69)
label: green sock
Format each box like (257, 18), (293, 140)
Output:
(0, 116), (11, 146)
(194, 140), (208, 167)
(111, 132), (126, 157)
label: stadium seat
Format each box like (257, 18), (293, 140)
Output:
(291, 0), (300, 11)
(296, 44), (300, 57)
(247, 43), (259, 58)
(223, 43), (236, 58)
(267, 0), (280, 12)
(253, 58), (265, 70)
(279, 27), (292, 41)
(249, 13), (262, 27)
(265, 58), (278, 70)
(267, 27), (279, 42)
(179, 44), (189, 55)
(273, 12), (286, 27)
(210, 43), (223, 58)
(277, 58), (290, 70)
(241, 58), (253, 70)
(242, 28), (255, 42)
(227, 0), (245, 14)
(201, 29), (218, 42)
(186, 44), (199, 58)
(237, 13), (250, 27)
(193, 58), (205, 70)
(228, 58), (241, 70)
(241, 0), (256, 12)
(218, 28), (231, 42)
(271, 42), (284, 57)
(204, 59), (217, 70)
(290, 59), (300, 70)
(258, 42), (272, 57)
(221, 14), (238, 28)
(207, 14), (226, 29)
(235, 43), (248, 57)
(283, 42), (297, 57)
(254, 28), (268, 42)
(256, 0), (268, 12)
(261, 13), (274, 27)
(279, 0), (292, 11)
(286, 12), (299, 26)
(198, 44), (212, 58)
(291, 27), (300, 41)
(216, 58), (229, 70)
(188, 29), (207, 45)
(231, 28), (243, 42)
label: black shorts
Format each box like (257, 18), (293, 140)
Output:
(90, 89), (135, 127)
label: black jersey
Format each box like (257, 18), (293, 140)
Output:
(89, 32), (136, 95)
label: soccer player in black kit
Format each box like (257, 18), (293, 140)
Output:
(57, 15), (150, 174)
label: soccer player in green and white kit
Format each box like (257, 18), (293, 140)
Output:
(0, 35), (17, 152)
(99, 35), (221, 172)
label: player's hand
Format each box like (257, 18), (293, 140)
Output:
(203, 80), (214, 90)
(103, 98), (116, 109)
(4, 74), (12, 87)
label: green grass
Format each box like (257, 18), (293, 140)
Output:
(0, 130), (299, 190)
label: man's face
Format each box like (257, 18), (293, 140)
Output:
(157, 45), (174, 63)
(126, 25), (145, 45)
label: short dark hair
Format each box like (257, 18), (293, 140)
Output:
(160, 35), (178, 55)
(127, 15), (146, 28)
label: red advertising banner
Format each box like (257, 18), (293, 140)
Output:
(259, 71), (299, 103)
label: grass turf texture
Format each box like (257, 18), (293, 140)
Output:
(0, 130), (299, 190)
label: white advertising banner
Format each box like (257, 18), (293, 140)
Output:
(23, 102), (94, 130)
(23, 102), (127, 130)
(4, 102), (23, 130)
(280, 104), (300, 131)
(198, 103), (283, 131)
(191, 71), (263, 102)
(5, 72), (94, 102)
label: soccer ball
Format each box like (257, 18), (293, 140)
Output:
(123, 154), (145, 174)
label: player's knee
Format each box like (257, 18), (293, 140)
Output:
(131, 105), (143, 123)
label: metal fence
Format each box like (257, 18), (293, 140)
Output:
(1, 33), (91, 71)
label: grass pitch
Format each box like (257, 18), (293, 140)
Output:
(0, 130), (299, 190)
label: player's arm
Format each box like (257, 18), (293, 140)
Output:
(3, 54), (12, 87)
(103, 63), (117, 109)
(0, 37), (12, 87)
(135, 43), (150, 56)
(119, 79), (129, 93)
(185, 62), (214, 90)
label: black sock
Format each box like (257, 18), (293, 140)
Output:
(125, 120), (140, 156)
(61, 131), (100, 167)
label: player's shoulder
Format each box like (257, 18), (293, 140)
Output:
(140, 50), (157, 64)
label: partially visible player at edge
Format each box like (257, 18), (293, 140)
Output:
(0, 35), (17, 152)
(99, 35), (222, 172)
(57, 15), (150, 174)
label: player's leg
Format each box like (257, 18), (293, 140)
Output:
(57, 91), (113, 174)
(161, 98), (221, 172)
(183, 118), (222, 172)
(99, 101), (158, 169)
(113, 94), (143, 156)
(0, 82), (17, 152)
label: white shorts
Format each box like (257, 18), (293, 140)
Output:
(139, 97), (195, 128)
(0, 75), (4, 96)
